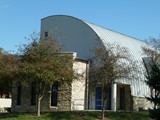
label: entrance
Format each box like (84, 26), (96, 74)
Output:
(120, 87), (125, 110)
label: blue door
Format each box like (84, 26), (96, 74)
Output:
(95, 87), (102, 110)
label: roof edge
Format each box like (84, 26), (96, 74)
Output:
(41, 14), (147, 45)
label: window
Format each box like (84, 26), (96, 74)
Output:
(31, 83), (36, 105)
(17, 84), (21, 105)
(45, 32), (48, 37)
(95, 87), (102, 110)
(106, 87), (111, 110)
(51, 84), (58, 106)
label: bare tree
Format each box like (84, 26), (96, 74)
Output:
(90, 42), (140, 120)
(142, 37), (160, 63)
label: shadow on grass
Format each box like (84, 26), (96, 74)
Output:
(0, 113), (18, 119)
(0, 111), (149, 120)
(46, 111), (100, 120)
(105, 111), (149, 120)
(0, 113), (41, 120)
(45, 111), (74, 120)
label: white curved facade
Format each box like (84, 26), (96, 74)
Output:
(41, 15), (151, 110)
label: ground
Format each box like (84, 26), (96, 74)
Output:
(0, 111), (150, 120)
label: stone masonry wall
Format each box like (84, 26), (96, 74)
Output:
(71, 60), (87, 110)
(12, 60), (88, 112)
(116, 84), (152, 111)
(12, 84), (37, 113)
(11, 84), (54, 113)
(133, 96), (153, 111)
(57, 83), (72, 111)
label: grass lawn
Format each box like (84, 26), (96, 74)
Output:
(0, 111), (149, 120)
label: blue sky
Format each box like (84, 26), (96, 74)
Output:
(0, 0), (160, 53)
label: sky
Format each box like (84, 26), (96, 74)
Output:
(0, 0), (160, 53)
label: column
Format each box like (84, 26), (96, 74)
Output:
(111, 82), (117, 111)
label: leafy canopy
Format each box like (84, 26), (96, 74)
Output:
(18, 33), (75, 85)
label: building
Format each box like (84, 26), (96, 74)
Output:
(11, 53), (88, 112)
(41, 15), (152, 111)
(12, 15), (152, 112)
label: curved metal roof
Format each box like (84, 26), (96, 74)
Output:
(83, 21), (149, 97)
(42, 15), (149, 60)
(41, 15), (150, 97)
(84, 21), (148, 61)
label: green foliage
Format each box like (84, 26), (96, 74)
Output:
(146, 64), (160, 88)
(142, 36), (160, 120)
(0, 111), (149, 120)
(148, 108), (160, 120)
(18, 34), (74, 86)
(0, 33), (76, 116)
(15, 33), (76, 116)
(145, 63), (160, 120)
(146, 63), (160, 105)
(0, 53), (19, 94)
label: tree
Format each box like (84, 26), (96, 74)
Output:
(145, 62), (160, 120)
(142, 37), (160, 64)
(142, 37), (160, 120)
(15, 33), (76, 116)
(0, 48), (4, 54)
(0, 50), (18, 97)
(90, 43), (139, 120)
(146, 63), (160, 107)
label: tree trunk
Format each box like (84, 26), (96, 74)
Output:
(101, 85), (107, 120)
(154, 89), (157, 109)
(37, 96), (42, 116)
(101, 106), (105, 120)
(36, 83), (46, 116)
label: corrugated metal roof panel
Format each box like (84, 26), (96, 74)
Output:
(84, 21), (150, 97)
(84, 21), (148, 61)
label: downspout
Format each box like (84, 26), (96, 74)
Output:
(84, 60), (90, 110)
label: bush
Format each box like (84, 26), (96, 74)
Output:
(149, 108), (160, 120)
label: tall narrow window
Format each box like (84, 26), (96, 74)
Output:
(31, 83), (36, 105)
(95, 87), (102, 110)
(51, 84), (58, 106)
(17, 84), (21, 105)
(106, 87), (111, 110)
(45, 32), (48, 37)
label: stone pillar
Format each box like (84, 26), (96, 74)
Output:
(111, 82), (117, 111)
